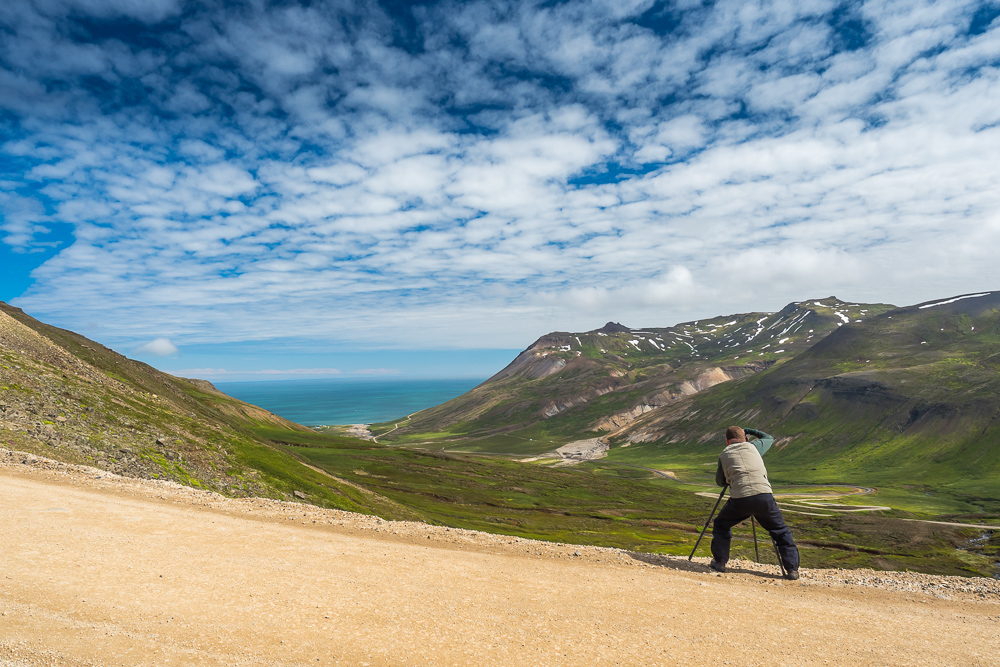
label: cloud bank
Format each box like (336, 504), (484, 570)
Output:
(2, 0), (999, 351)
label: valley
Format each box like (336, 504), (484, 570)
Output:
(352, 292), (1000, 577)
(2, 294), (1000, 579)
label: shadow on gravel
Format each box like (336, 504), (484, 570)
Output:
(628, 552), (785, 579)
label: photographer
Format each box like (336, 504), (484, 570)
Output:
(710, 426), (800, 580)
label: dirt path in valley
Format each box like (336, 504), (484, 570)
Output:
(695, 487), (892, 516)
(1, 451), (998, 667)
(371, 411), (420, 443)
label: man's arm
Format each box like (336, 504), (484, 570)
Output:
(715, 459), (727, 487)
(744, 428), (774, 456)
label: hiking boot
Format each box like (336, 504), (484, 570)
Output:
(784, 569), (799, 581)
(709, 560), (726, 573)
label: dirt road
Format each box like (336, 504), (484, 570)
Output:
(1, 453), (998, 667)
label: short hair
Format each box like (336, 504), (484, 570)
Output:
(725, 426), (745, 442)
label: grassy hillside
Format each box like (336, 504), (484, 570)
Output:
(358, 291), (999, 577)
(259, 427), (994, 576)
(0, 302), (401, 515)
(367, 291), (1000, 506)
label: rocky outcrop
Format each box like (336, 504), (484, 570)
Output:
(593, 366), (761, 432)
(677, 366), (733, 395)
(539, 378), (624, 418)
(555, 438), (609, 463)
(488, 347), (570, 381)
(541, 397), (582, 417)
(596, 321), (631, 333)
(595, 403), (656, 431)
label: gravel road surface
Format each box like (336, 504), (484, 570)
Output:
(1, 449), (997, 666)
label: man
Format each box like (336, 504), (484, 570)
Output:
(710, 426), (800, 580)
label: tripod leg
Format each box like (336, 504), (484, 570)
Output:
(751, 517), (759, 563)
(688, 485), (728, 561)
(772, 537), (787, 577)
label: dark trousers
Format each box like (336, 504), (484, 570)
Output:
(711, 492), (799, 571)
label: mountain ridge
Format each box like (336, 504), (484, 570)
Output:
(3, 296), (998, 576)
(378, 296), (896, 444)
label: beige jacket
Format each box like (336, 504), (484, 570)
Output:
(717, 438), (773, 498)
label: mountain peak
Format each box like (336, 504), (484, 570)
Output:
(597, 321), (631, 333)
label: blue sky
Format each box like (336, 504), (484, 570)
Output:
(2, 0), (999, 380)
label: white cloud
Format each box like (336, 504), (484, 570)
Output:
(135, 338), (179, 356)
(0, 192), (50, 248)
(1, 0), (999, 354)
(306, 163), (368, 186)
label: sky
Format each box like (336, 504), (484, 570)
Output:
(2, 0), (999, 380)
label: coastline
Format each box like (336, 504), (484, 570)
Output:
(216, 376), (484, 426)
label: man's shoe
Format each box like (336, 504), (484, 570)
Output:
(709, 560), (726, 573)
(784, 569), (799, 581)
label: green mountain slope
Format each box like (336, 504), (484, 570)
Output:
(378, 297), (895, 451)
(0, 301), (408, 517)
(609, 291), (1000, 498)
(0, 302), (753, 560)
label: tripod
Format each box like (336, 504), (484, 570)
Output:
(688, 485), (727, 561)
(751, 516), (788, 577)
(690, 488), (789, 577)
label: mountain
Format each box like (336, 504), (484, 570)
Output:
(609, 291), (1000, 496)
(0, 301), (403, 515)
(380, 290), (1000, 500)
(377, 297), (896, 447)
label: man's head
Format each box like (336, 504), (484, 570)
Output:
(725, 426), (745, 444)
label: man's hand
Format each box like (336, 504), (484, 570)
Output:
(743, 428), (774, 456)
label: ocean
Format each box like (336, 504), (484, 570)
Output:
(215, 377), (486, 426)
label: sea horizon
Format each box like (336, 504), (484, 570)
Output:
(216, 376), (487, 426)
